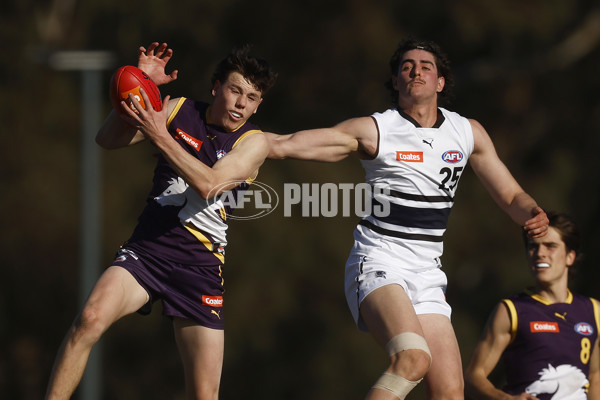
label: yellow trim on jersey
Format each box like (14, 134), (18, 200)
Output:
(502, 299), (519, 344)
(592, 298), (600, 333)
(566, 289), (574, 303)
(218, 265), (224, 286)
(232, 129), (262, 184)
(232, 129), (262, 148)
(184, 222), (225, 264)
(166, 97), (187, 128)
(527, 288), (574, 305)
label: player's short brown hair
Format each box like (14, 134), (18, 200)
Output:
(212, 45), (278, 96)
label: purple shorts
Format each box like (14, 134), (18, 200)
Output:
(112, 246), (225, 329)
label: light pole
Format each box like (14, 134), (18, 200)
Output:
(49, 50), (115, 400)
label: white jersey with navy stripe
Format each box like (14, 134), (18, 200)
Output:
(354, 107), (474, 270)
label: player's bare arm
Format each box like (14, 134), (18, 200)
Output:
(95, 97), (178, 150)
(465, 304), (539, 400)
(123, 91), (267, 198)
(468, 119), (548, 238)
(587, 299), (600, 400)
(265, 116), (378, 162)
(153, 128), (268, 198)
(96, 108), (144, 149)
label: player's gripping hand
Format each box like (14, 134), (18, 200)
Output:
(120, 87), (171, 144)
(137, 42), (178, 86)
(523, 206), (549, 239)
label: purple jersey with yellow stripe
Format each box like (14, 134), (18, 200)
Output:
(502, 290), (600, 399)
(125, 98), (261, 265)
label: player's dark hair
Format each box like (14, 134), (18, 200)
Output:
(385, 38), (455, 106)
(212, 45), (278, 96)
(523, 211), (583, 276)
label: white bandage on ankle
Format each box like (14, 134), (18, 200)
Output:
(372, 372), (421, 399)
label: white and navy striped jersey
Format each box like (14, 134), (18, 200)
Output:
(354, 107), (474, 270)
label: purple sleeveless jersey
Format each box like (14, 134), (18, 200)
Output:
(124, 98), (261, 265)
(502, 290), (599, 399)
(111, 99), (262, 328)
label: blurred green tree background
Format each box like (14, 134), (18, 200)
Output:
(1, 0), (599, 398)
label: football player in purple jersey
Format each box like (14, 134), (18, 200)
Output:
(466, 211), (600, 400)
(45, 43), (277, 400)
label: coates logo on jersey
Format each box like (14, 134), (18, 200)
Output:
(175, 129), (202, 151)
(575, 322), (594, 336)
(442, 150), (464, 164)
(396, 151), (423, 162)
(530, 321), (560, 333)
(202, 295), (223, 307)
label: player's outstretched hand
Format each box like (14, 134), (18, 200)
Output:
(120, 87), (171, 144)
(523, 206), (549, 239)
(137, 42), (179, 86)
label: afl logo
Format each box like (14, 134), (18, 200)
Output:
(442, 150), (463, 164)
(575, 322), (594, 336)
(207, 180), (279, 221)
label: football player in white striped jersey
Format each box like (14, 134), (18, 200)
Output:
(267, 39), (548, 400)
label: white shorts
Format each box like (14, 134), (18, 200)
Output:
(345, 252), (451, 332)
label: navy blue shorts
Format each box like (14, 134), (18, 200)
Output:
(112, 247), (225, 329)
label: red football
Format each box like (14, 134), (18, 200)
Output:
(109, 65), (162, 115)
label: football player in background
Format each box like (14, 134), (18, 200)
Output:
(465, 211), (600, 400)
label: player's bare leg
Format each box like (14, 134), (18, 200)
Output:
(45, 266), (150, 400)
(419, 314), (464, 400)
(173, 318), (224, 400)
(360, 284), (432, 399)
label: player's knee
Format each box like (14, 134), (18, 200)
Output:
(386, 332), (431, 381)
(72, 306), (109, 344)
(371, 334), (431, 400)
(389, 348), (431, 381)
